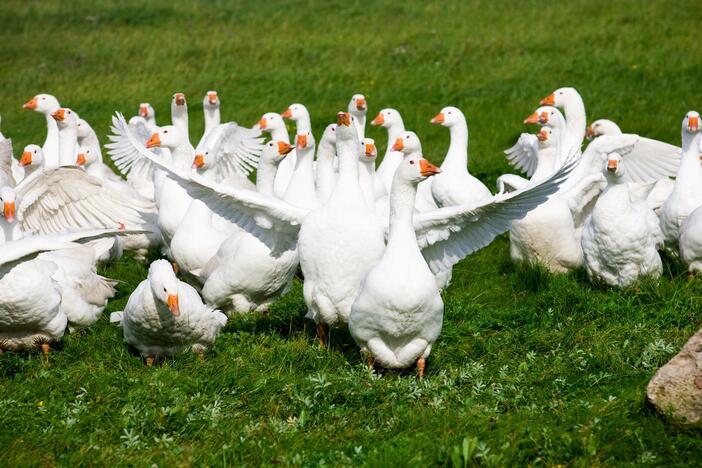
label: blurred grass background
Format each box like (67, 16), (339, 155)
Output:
(0, 0), (701, 466)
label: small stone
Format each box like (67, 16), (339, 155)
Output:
(647, 329), (702, 427)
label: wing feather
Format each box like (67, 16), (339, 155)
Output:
(504, 133), (539, 177)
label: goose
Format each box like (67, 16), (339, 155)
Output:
(200, 141), (299, 313)
(257, 112), (295, 198)
(22, 93), (61, 166)
(0, 228), (129, 354)
(498, 126), (561, 193)
(136, 112), (574, 348)
(110, 259), (227, 365)
(349, 156), (443, 378)
(0, 119), (25, 184)
(314, 124), (337, 204)
(390, 131), (439, 212)
(586, 118), (679, 213)
(348, 94), (367, 141)
(539, 87), (587, 162)
(372, 108), (406, 197)
(201, 90), (220, 141)
(581, 153), (663, 287)
(137, 102), (157, 130)
(661, 111), (702, 255)
(284, 131), (319, 209)
(358, 138), (380, 211)
(680, 203), (702, 273)
(429, 106), (491, 207)
(171, 92), (189, 140)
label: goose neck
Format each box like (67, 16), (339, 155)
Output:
(58, 127), (77, 167)
(43, 114), (60, 168)
(563, 96), (586, 151)
(270, 127), (290, 144)
(442, 122), (469, 170)
(204, 108), (220, 133)
(387, 178), (418, 248)
(256, 161), (278, 196)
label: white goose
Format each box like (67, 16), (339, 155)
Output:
(137, 112), (573, 348)
(171, 92), (189, 143)
(137, 102), (157, 131)
(358, 138), (380, 212)
(0, 228), (129, 354)
(348, 94), (367, 141)
(349, 156), (443, 378)
(22, 94), (61, 166)
(390, 131), (439, 212)
(284, 130), (319, 210)
(498, 126), (562, 193)
(662, 112), (702, 256)
(371, 108), (406, 197)
(539, 87), (587, 162)
(257, 112), (295, 198)
(586, 118), (679, 213)
(111, 259), (227, 365)
(581, 153), (663, 287)
(314, 124), (338, 204)
(429, 106), (491, 207)
(200, 90), (220, 144)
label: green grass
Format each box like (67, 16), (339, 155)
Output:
(1, 0), (702, 465)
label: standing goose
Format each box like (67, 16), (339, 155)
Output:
(391, 131), (439, 212)
(314, 124), (337, 204)
(498, 126), (562, 193)
(284, 130), (319, 210)
(358, 138), (379, 212)
(429, 106), (491, 207)
(257, 112), (295, 198)
(661, 111), (702, 255)
(111, 259), (227, 365)
(137, 103), (157, 130)
(539, 87), (587, 163)
(171, 92), (189, 143)
(349, 156), (443, 378)
(372, 108), (406, 197)
(200, 90), (220, 143)
(22, 94), (61, 166)
(348, 94), (367, 141)
(581, 153), (663, 287)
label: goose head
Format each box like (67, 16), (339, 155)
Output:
(19, 144), (43, 167)
(261, 140), (294, 166)
(320, 123), (337, 146)
(586, 119), (623, 139)
(391, 131), (422, 156)
(430, 106), (464, 127)
(0, 186), (16, 223)
(348, 94), (367, 115)
(171, 93), (188, 123)
(139, 102), (155, 119)
(524, 106), (564, 127)
(203, 91), (219, 109)
(398, 156), (441, 186)
(540, 87), (579, 108)
(295, 130), (315, 151)
(148, 259), (180, 316)
(360, 138), (378, 164)
(371, 108), (402, 128)
(51, 107), (79, 129)
(76, 118), (93, 139)
(604, 152), (624, 180)
(256, 112), (285, 132)
(23, 94), (60, 114)
(76, 147), (99, 167)
(281, 103), (310, 123)
(145, 125), (185, 150)
(681, 111), (701, 151)
(536, 126), (558, 149)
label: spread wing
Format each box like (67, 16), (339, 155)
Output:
(141, 150), (307, 252)
(0, 138), (15, 188)
(414, 158), (576, 275)
(202, 122), (264, 180)
(105, 113), (164, 182)
(15, 167), (154, 235)
(504, 133), (539, 177)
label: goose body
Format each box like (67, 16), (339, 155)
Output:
(112, 260), (227, 358)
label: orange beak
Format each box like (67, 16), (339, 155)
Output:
(166, 294), (180, 316)
(337, 112), (351, 127)
(174, 93), (186, 106)
(258, 117), (267, 129)
(364, 143), (375, 156)
(523, 112), (539, 124)
(145, 133), (161, 148)
(540, 93), (555, 106)
(419, 159), (441, 176)
(355, 98), (366, 110)
(4, 201), (15, 223)
(76, 153), (87, 166)
(430, 112), (445, 125)
(539, 111), (549, 123)
(277, 141), (294, 155)
(537, 129), (548, 141)
(52, 109), (65, 121)
(585, 126), (595, 139)
(689, 116), (699, 132)
(207, 92), (218, 105)
(607, 159), (618, 172)
(139, 105), (149, 117)
(23, 97), (38, 110)
(296, 134), (308, 149)
(391, 137), (404, 152)
(20, 151), (32, 166)
(193, 154), (205, 169)
(371, 113), (384, 126)
(281, 108), (292, 119)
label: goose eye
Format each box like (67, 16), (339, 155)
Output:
(41, 97), (46, 100)
(34, 150), (37, 154)
(409, 160), (415, 165)
(164, 130), (168, 133)
(163, 287), (167, 292)
(406, 135), (410, 139)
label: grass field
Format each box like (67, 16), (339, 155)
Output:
(1, 0), (702, 465)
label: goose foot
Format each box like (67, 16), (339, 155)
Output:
(416, 357), (426, 380)
(194, 350), (205, 363)
(366, 354), (375, 371)
(41, 343), (50, 357)
(316, 323), (328, 348)
(145, 356), (155, 367)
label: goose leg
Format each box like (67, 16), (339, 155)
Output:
(145, 356), (155, 367)
(316, 323), (328, 348)
(41, 343), (50, 357)
(417, 357), (426, 380)
(171, 262), (180, 275)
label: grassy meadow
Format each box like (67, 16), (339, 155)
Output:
(1, 0), (702, 465)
